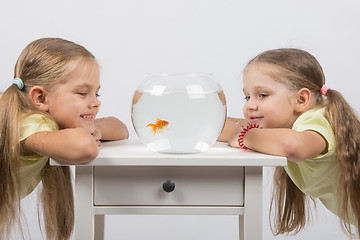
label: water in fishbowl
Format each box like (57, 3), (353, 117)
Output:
(132, 88), (226, 153)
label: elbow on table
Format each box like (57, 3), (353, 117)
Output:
(121, 127), (130, 140)
(280, 138), (306, 162)
(80, 146), (99, 164)
(71, 139), (100, 164)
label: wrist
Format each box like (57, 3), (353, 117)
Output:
(238, 124), (261, 150)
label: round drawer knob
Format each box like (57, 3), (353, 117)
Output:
(162, 180), (175, 193)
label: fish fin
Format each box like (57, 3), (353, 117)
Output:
(146, 123), (157, 135)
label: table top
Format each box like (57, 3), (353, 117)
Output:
(50, 138), (287, 167)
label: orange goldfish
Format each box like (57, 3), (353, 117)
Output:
(146, 118), (169, 135)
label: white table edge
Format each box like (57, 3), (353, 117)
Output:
(50, 140), (287, 167)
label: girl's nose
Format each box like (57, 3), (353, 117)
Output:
(90, 96), (101, 108)
(245, 99), (258, 111)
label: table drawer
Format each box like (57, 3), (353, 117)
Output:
(94, 166), (244, 206)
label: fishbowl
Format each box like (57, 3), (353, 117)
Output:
(131, 73), (226, 153)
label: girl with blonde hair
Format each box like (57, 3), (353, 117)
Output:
(0, 37), (129, 239)
(219, 48), (360, 238)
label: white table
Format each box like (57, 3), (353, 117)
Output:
(51, 139), (286, 240)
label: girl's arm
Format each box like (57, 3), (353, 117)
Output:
(24, 117), (128, 164)
(95, 117), (129, 141)
(217, 117), (246, 142)
(24, 128), (100, 164)
(229, 128), (327, 162)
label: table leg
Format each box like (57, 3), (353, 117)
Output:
(75, 166), (95, 240)
(95, 215), (105, 240)
(239, 215), (244, 240)
(243, 166), (263, 240)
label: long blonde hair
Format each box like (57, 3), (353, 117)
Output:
(0, 38), (95, 239)
(247, 48), (360, 237)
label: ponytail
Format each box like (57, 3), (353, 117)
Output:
(325, 89), (360, 237)
(0, 86), (24, 239)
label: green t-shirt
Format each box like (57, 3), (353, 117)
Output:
(19, 113), (57, 198)
(285, 107), (355, 225)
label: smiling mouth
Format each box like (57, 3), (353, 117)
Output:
(81, 114), (95, 119)
(249, 116), (263, 122)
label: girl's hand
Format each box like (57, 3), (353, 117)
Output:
(228, 130), (242, 148)
(92, 127), (102, 147)
(217, 117), (246, 142)
(95, 117), (129, 141)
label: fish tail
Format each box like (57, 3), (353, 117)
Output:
(146, 123), (157, 135)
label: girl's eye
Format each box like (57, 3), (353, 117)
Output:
(96, 93), (101, 98)
(259, 94), (268, 98)
(244, 96), (250, 101)
(78, 92), (87, 96)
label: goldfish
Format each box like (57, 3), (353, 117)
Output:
(146, 118), (169, 135)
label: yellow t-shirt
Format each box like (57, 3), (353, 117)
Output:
(19, 113), (57, 198)
(285, 107), (355, 225)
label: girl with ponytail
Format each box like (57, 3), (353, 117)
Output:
(0, 38), (129, 239)
(219, 48), (360, 238)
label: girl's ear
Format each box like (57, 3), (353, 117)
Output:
(28, 86), (49, 111)
(295, 88), (311, 113)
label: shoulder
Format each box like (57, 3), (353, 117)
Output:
(293, 108), (331, 132)
(293, 107), (335, 155)
(21, 113), (58, 141)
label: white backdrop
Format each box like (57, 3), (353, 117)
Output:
(1, 0), (359, 239)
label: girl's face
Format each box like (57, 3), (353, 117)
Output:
(242, 63), (299, 128)
(45, 60), (101, 133)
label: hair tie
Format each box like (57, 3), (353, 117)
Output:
(320, 85), (330, 96)
(238, 124), (262, 150)
(13, 78), (24, 90)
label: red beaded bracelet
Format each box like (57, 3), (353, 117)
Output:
(238, 124), (261, 150)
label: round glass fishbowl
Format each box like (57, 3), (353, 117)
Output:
(131, 73), (227, 153)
